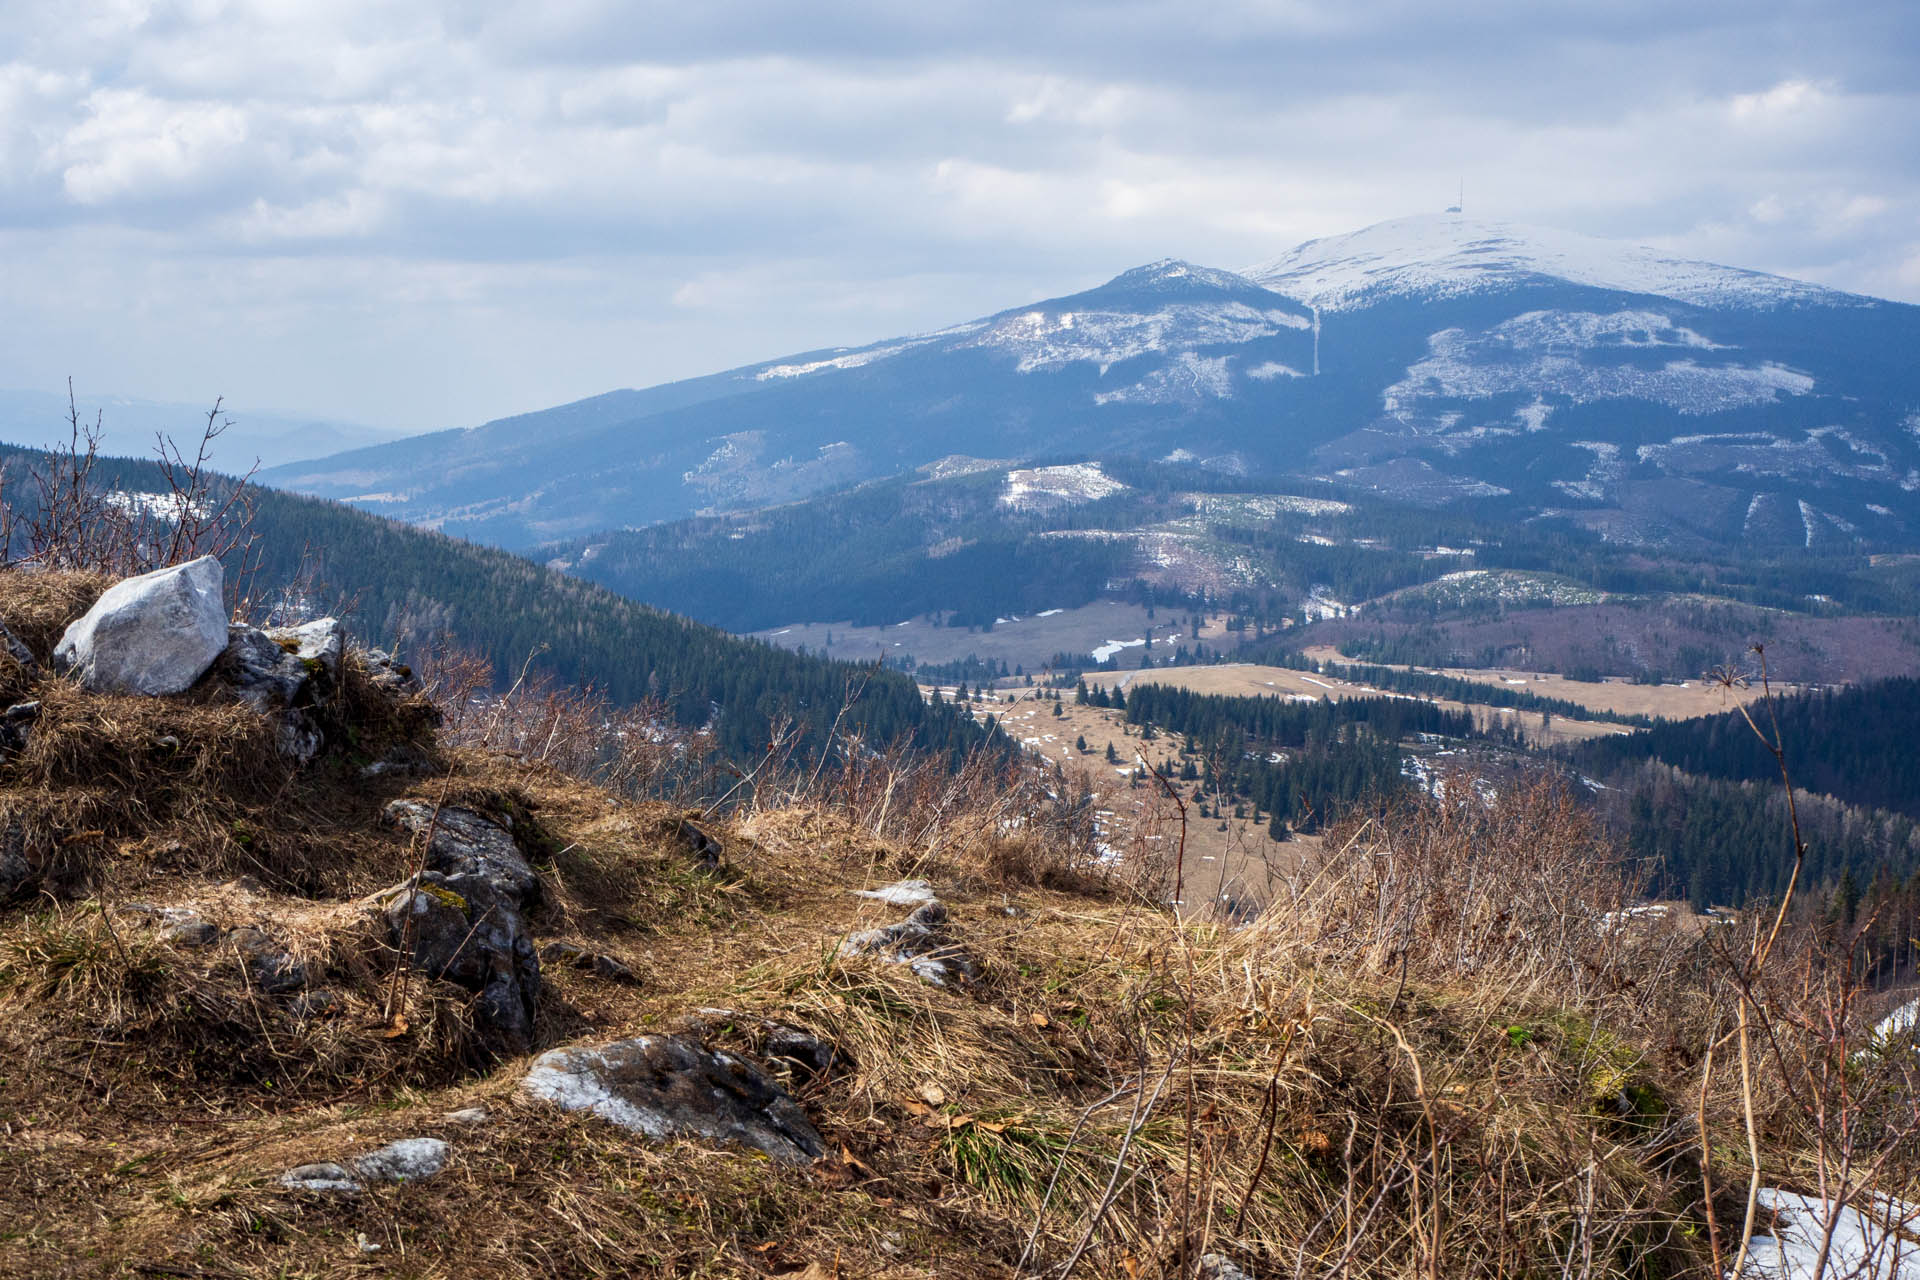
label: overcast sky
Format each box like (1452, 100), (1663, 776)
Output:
(1, 0), (1915, 432)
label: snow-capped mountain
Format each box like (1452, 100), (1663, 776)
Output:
(1245, 214), (1858, 312)
(265, 216), (1920, 553)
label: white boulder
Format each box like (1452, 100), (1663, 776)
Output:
(54, 557), (227, 695)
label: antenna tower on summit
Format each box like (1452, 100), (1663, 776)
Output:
(1446, 181), (1463, 215)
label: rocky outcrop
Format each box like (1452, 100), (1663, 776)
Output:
(278, 1137), (451, 1195)
(521, 1034), (825, 1165)
(211, 616), (347, 764)
(362, 648), (423, 698)
(840, 899), (979, 987)
(384, 801), (540, 904)
(376, 802), (543, 1056)
(54, 556), (227, 695)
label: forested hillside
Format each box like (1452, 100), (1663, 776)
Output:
(1102, 683), (1484, 833)
(546, 468), (1139, 632)
(1574, 677), (1920, 817)
(0, 444), (989, 764)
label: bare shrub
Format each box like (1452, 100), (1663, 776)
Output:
(0, 383), (258, 586)
(1250, 776), (1661, 1006)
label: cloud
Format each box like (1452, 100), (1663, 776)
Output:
(0, 0), (1914, 429)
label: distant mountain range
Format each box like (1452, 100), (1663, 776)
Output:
(0, 389), (408, 474)
(263, 215), (1920, 554)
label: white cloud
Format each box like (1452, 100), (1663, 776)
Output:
(0, 1), (1913, 429)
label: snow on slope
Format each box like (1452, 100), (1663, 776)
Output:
(1245, 214), (1862, 312)
(1002, 463), (1129, 510)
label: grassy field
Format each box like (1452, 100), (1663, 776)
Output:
(1299, 645), (1786, 720)
(1083, 662), (1633, 746)
(939, 685), (1312, 912)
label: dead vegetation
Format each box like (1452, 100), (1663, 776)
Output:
(0, 564), (1915, 1278)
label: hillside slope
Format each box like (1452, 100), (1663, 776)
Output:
(5, 568), (1911, 1278)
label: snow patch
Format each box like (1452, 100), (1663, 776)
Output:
(1002, 463), (1129, 510)
(1743, 1188), (1920, 1279)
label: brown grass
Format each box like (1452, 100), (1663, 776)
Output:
(0, 591), (1911, 1278)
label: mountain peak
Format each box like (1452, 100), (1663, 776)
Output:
(1102, 259), (1267, 296)
(1244, 213), (1862, 312)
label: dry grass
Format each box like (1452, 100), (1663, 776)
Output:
(0, 579), (1910, 1278)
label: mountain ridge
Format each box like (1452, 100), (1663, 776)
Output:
(261, 217), (1920, 554)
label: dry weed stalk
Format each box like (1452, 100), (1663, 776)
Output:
(0, 382), (260, 595)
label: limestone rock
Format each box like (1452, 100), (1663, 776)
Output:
(375, 805), (544, 1055)
(764, 1022), (843, 1080)
(1197, 1254), (1256, 1280)
(279, 1162), (359, 1194)
(228, 925), (307, 993)
(277, 1137), (450, 1196)
(54, 556), (227, 695)
(213, 625), (329, 763)
(0, 824), (29, 902)
(673, 817), (724, 871)
(541, 940), (638, 984)
(160, 912), (222, 948)
(855, 878), (938, 906)
(381, 873), (540, 1056)
(352, 1137), (450, 1183)
(384, 801), (539, 904)
(362, 648), (423, 697)
(267, 617), (344, 683)
(521, 1034), (826, 1165)
(840, 900), (980, 987)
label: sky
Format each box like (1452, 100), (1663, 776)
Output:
(0, 0), (1916, 433)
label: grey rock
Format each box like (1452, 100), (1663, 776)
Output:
(0, 622), (37, 675)
(855, 878), (938, 906)
(384, 802), (540, 904)
(228, 925), (308, 993)
(361, 648), (422, 696)
(0, 700), (38, 757)
(1197, 1254), (1256, 1280)
(540, 940), (638, 984)
(360, 745), (429, 779)
(673, 817), (724, 870)
(764, 1023), (843, 1080)
(441, 1107), (489, 1126)
(54, 556), (228, 695)
(375, 802), (547, 1055)
(0, 837), (29, 901)
(267, 617), (344, 683)
(279, 1162), (359, 1195)
(840, 900), (980, 987)
(289, 990), (339, 1020)
(212, 626), (325, 763)
(352, 1137), (450, 1183)
(276, 1137), (450, 1197)
(161, 913), (222, 948)
(521, 1034), (826, 1165)
(381, 872), (539, 1056)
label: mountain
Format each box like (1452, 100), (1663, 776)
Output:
(0, 388), (412, 472)
(264, 215), (1920, 554)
